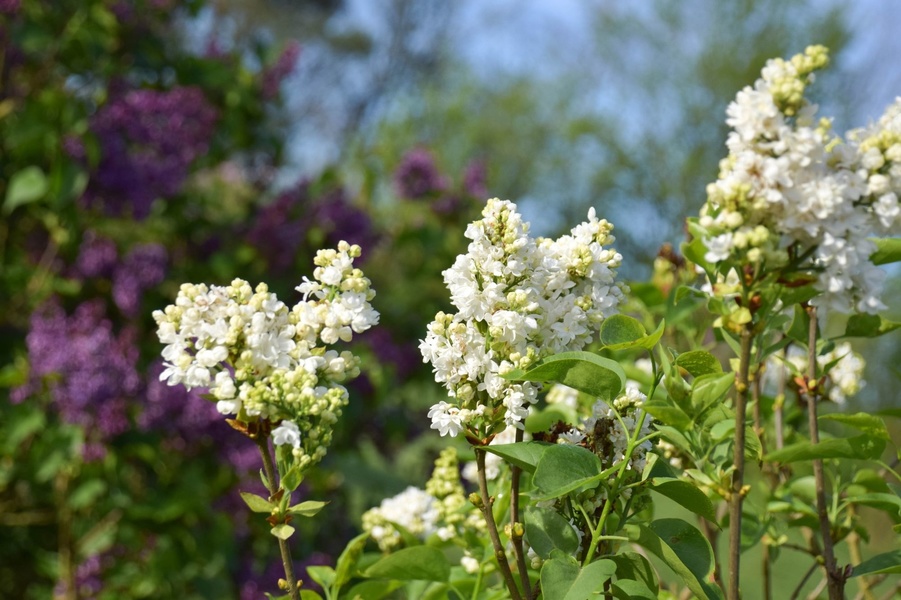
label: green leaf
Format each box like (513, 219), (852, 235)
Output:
(627, 520), (722, 600)
(675, 350), (722, 377)
(300, 592), (323, 600)
(334, 532), (370, 589)
(271, 524), (295, 540)
(287, 500), (329, 517)
(306, 566), (336, 590)
(344, 580), (403, 600)
(851, 550), (901, 577)
(691, 373), (734, 410)
(599, 314), (647, 347)
(869, 237), (901, 266)
(68, 480), (108, 510)
(524, 506), (580, 559)
(483, 441), (553, 473)
(642, 400), (692, 430)
(649, 479), (717, 523)
(540, 555), (616, 600)
(608, 551), (658, 591)
(611, 579), (658, 600)
(674, 285), (707, 305)
(240, 491), (275, 513)
(533, 444), (605, 500)
(841, 314), (901, 338)
(819, 413), (889, 441)
(363, 546), (450, 582)
(843, 493), (901, 519)
(763, 435), (886, 463)
(281, 466), (303, 492)
(598, 316), (665, 351)
(503, 351), (625, 402)
(3, 166), (48, 214)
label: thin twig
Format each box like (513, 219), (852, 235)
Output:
(475, 448), (522, 600)
(790, 562), (819, 600)
(804, 306), (843, 600)
(509, 428), (532, 598)
(728, 324), (753, 600)
(256, 433), (301, 600)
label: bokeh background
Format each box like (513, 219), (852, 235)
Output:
(1, 1), (899, 598)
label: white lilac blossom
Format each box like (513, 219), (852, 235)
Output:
(363, 447), (476, 552)
(766, 343), (866, 405)
(362, 486), (440, 552)
(153, 242), (378, 470)
(698, 45), (901, 314)
(421, 199), (625, 437)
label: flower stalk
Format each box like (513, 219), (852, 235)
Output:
(728, 323), (753, 600)
(804, 306), (844, 600)
(257, 430), (301, 600)
(474, 448), (522, 600)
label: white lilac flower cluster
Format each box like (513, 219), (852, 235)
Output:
(362, 447), (479, 552)
(153, 242), (378, 469)
(698, 45), (901, 313)
(421, 198), (625, 438)
(773, 342), (866, 405)
(558, 386), (654, 508)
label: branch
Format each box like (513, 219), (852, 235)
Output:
(728, 324), (753, 600)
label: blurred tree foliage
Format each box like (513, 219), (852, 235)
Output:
(352, 0), (850, 271)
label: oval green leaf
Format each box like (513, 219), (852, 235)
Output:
(540, 555), (616, 600)
(239, 491), (275, 513)
(363, 546), (450, 582)
(869, 237), (901, 266)
(674, 350), (723, 377)
(503, 351), (625, 402)
(3, 166), (48, 214)
(534, 444), (604, 499)
(484, 441), (554, 473)
(763, 435), (886, 463)
(649, 479), (718, 523)
(627, 520), (722, 600)
(524, 506), (580, 559)
(287, 500), (329, 517)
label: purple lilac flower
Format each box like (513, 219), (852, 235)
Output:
(112, 243), (168, 317)
(246, 186), (309, 271)
(312, 188), (378, 257)
(394, 148), (448, 200)
(361, 328), (419, 380)
(462, 159), (488, 198)
(141, 361), (220, 442)
(13, 299), (140, 459)
(0, 0), (20, 15)
(262, 41), (301, 100)
(73, 231), (118, 279)
(85, 87), (218, 218)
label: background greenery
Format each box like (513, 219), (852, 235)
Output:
(1, 0), (897, 598)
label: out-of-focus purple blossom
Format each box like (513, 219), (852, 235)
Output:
(74, 232), (118, 279)
(85, 87), (218, 218)
(53, 552), (106, 599)
(462, 159), (488, 198)
(13, 299), (140, 459)
(0, 0), (20, 16)
(246, 186), (309, 272)
(312, 189), (378, 257)
(394, 148), (448, 200)
(361, 328), (420, 380)
(239, 553), (330, 599)
(112, 243), (167, 317)
(142, 361), (220, 439)
(432, 194), (463, 215)
(262, 41), (300, 100)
